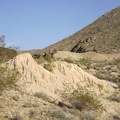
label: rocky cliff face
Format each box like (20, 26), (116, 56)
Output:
(38, 6), (120, 54)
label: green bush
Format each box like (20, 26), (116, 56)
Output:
(64, 58), (74, 63)
(0, 47), (17, 63)
(69, 90), (103, 111)
(36, 56), (45, 64)
(44, 61), (55, 72)
(49, 109), (66, 119)
(0, 65), (20, 93)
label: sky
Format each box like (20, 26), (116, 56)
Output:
(0, 0), (120, 50)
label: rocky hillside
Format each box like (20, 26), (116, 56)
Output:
(37, 6), (120, 54)
(0, 52), (120, 120)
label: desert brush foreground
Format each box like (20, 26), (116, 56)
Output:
(0, 51), (120, 120)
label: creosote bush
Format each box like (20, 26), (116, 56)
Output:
(36, 56), (45, 64)
(44, 58), (55, 72)
(0, 65), (20, 93)
(68, 90), (103, 111)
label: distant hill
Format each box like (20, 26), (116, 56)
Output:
(20, 6), (120, 55)
(38, 6), (120, 54)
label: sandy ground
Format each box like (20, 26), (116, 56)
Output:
(54, 51), (120, 61)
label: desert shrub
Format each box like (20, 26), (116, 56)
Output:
(79, 58), (91, 69)
(49, 109), (66, 119)
(0, 65), (20, 93)
(112, 58), (120, 70)
(0, 47), (17, 63)
(44, 54), (52, 62)
(110, 96), (120, 103)
(34, 92), (51, 102)
(113, 57), (120, 65)
(44, 61), (55, 72)
(36, 56), (45, 64)
(107, 92), (120, 103)
(64, 58), (74, 63)
(12, 95), (20, 101)
(68, 90), (102, 111)
(23, 102), (33, 108)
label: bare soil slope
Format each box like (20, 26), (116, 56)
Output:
(0, 53), (119, 120)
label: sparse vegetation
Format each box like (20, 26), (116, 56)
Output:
(68, 90), (103, 111)
(78, 58), (91, 69)
(107, 92), (120, 103)
(35, 56), (45, 64)
(23, 102), (33, 108)
(0, 65), (20, 93)
(34, 92), (51, 102)
(64, 58), (74, 64)
(0, 7), (120, 120)
(44, 61), (55, 72)
(0, 47), (17, 63)
(49, 109), (66, 119)
(0, 35), (6, 47)
(0, 35), (18, 63)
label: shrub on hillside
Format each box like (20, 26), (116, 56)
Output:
(64, 58), (74, 64)
(0, 65), (20, 93)
(44, 61), (55, 72)
(68, 90), (103, 111)
(0, 47), (17, 63)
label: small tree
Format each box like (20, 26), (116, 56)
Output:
(0, 35), (6, 47)
(0, 35), (20, 51)
(8, 45), (20, 51)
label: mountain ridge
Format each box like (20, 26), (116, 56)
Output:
(39, 6), (120, 54)
(20, 6), (120, 55)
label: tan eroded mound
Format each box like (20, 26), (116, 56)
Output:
(7, 53), (117, 98)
